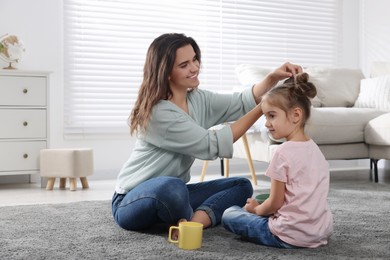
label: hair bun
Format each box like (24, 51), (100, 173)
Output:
(295, 72), (309, 83)
(295, 72), (317, 99)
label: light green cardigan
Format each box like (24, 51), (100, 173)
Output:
(115, 87), (256, 194)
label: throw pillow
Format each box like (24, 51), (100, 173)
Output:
(235, 64), (272, 86)
(304, 67), (364, 107)
(354, 75), (390, 110)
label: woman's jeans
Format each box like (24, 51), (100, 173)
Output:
(112, 176), (253, 231)
(222, 206), (299, 249)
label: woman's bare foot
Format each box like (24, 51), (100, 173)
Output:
(171, 218), (187, 240)
(191, 210), (211, 228)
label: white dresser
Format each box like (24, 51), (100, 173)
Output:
(0, 70), (50, 181)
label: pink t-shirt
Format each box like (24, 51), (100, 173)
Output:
(266, 139), (333, 248)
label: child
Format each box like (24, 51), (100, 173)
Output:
(221, 72), (333, 248)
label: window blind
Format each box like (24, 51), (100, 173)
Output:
(64, 0), (341, 136)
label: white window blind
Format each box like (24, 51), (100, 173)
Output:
(64, 0), (341, 136)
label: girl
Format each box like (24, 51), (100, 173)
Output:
(111, 33), (302, 231)
(222, 73), (333, 248)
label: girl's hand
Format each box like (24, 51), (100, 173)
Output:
(244, 198), (260, 214)
(269, 62), (303, 82)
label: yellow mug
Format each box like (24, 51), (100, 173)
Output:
(168, 221), (203, 250)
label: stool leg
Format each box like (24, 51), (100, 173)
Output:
(224, 158), (230, 178)
(46, 177), (55, 190)
(69, 178), (77, 191)
(200, 161), (209, 181)
(242, 133), (258, 185)
(80, 177), (89, 189)
(59, 178), (66, 189)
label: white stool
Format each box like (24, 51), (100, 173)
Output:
(40, 148), (93, 191)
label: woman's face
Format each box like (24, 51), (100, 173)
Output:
(169, 44), (200, 92)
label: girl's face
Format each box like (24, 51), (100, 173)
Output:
(261, 101), (299, 141)
(169, 44), (200, 92)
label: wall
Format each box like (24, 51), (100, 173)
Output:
(0, 0), (367, 182)
(360, 0), (390, 76)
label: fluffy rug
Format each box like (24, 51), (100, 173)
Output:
(1, 180), (389, 259)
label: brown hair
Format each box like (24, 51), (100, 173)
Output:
(261, 72), (317, 126)
(129, 33), (201, 135)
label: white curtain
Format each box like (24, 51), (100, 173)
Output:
(63, 0), (341, 136)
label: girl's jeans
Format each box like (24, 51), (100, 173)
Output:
(112, 176), (253, 231)
(222, 206), (299, 249)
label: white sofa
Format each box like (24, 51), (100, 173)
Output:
(232, 64), (390, 182)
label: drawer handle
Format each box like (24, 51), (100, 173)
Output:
(23, 154), (29, 159)
(23, 88), (28, 94)
(23, 121), (28, 126)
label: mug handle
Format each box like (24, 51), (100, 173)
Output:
(168, 226), (179, 243)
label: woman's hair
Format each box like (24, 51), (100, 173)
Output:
(261, 72), (317, 126)
(129, 33), (201, 135)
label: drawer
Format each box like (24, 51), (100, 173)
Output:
(0, 109), (47, 139)
(0, 76), (46, 106)
(0, 141), (46, 171)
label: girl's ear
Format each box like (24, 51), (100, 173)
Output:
(291, 107), (303, 124)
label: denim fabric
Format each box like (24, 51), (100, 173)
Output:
(112, 176), (253, 231)
(222, 206), (299, 249)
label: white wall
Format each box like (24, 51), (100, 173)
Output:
(0, 0), (368, 181)
(360, 0), (390, 76)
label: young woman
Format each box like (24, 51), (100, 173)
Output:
(111, 33), (302, 231)
(222, 73), (333, 248)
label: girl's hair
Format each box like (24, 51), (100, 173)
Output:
(261, 72), (317, 126)
(129, 33), (201, 135)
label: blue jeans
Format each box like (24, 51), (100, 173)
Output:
(222, 206), (299, 249)
(112, 176), (253, 231)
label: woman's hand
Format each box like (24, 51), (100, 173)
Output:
(269, 62), (303, 82)
(244, 198), (260, 214)
(252, 62), (303, 103)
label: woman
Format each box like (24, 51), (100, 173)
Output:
(112, 33), (302, 231)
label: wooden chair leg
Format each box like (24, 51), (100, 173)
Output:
(242, 133), (257, 185)
(59, 178), (66, 189)
(69, 177), (77, 191)
(46, 177), (55, 190)
(200, 161), (209, 181)
(224, 158), (230, 178)
(80, 177), (89, 189)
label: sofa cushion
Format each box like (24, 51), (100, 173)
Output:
(365, 113), (390, 146)
(235, 64), (272, 86)
(354, 75), (390, 110)
(305, 107), (387, 145)
(304, 67), (364, 107)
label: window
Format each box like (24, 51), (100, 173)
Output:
(64, 0), (341, 136)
